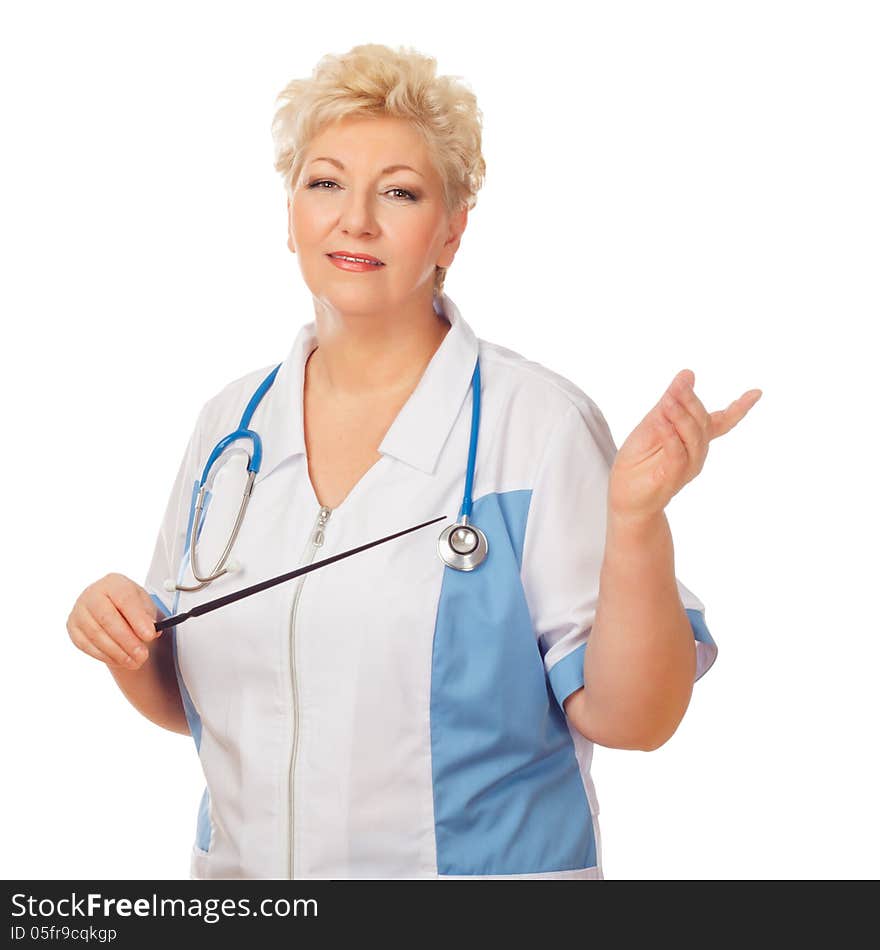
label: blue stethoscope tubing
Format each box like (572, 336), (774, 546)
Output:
(168, 357), (486, 593)
(436, 359), (489, 571)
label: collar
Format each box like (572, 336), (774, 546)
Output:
(252, 292), (479, 485)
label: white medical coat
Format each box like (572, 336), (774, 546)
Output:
(144, 292), (718, 880)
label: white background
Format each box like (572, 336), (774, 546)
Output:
(2, 0), (877, 881)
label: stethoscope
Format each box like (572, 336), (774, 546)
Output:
(166, 357), (487, 594)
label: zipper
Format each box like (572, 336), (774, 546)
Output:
(287, 504), (332, 879)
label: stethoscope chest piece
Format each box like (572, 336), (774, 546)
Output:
(438, 518), (488, 571)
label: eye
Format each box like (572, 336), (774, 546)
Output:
(306, 180), (417, 201)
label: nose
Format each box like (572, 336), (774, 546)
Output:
(337, 187), (379, 236)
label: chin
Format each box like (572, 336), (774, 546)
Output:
(313, 285), (398, 316)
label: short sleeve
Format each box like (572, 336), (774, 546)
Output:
(143, 404), (208, 615)
(519, 399), (718, 713)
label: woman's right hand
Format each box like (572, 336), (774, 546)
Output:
(67, 573), (163, 671)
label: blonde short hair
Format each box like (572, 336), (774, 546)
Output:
(271, 43), (486, 298)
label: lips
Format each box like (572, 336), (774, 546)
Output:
(327, 251), (385, 265)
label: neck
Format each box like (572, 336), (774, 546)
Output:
(309, 294), (451, 398)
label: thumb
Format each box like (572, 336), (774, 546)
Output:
(138, 586), (165, 636)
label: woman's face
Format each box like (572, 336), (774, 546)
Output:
(287, 115), (467, 317)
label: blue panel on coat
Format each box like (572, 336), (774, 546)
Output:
(196, 784), (212, 852)
(148, 590), (203, 752)
(150, 478), (213, 754)
(430, 489), (597, 875)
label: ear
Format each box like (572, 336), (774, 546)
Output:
(437, 206), (469, 268)
(286, 195), (296, 254)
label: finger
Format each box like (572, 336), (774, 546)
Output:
(657, 414), (688, 468)
(86, 595), (150, 667)
(111, 583), (161, 644)
(661, 389), (703, 465)
(78, 610), (142, 668)
(672, 372), (711, 436)
(710, 389), (763, 439)
(68, 622), (123, 667)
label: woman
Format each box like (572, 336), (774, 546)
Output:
(66, 44), (761, 880)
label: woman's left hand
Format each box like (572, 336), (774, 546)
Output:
(608, 369), (762, 522)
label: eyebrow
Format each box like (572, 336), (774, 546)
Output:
(308, 157), (424, 178)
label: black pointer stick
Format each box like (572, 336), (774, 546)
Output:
(154, 514), (448, 633)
